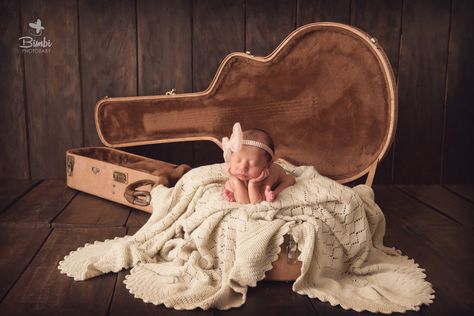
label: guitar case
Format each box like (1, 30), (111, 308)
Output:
(68, 22), (397, 281)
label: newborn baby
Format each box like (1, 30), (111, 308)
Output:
(222, 122), (295, 204)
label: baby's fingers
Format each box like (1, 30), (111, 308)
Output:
(259, 169), (270, 180)
(264, 188), (275, 202)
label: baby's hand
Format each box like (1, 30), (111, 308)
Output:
(223, 188), (236, 202)
(249, 168), (270, 184)
(264, 185), (275, 202)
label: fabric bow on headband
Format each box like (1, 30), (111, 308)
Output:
(222, 122), (274, 165)
(222, 122), (243, 163)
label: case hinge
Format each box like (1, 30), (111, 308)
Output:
(165, 88), (176, 95)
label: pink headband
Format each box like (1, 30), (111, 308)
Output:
(222, 122), (274, 163)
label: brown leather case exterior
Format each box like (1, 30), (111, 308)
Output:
(66, 147), (190, 213)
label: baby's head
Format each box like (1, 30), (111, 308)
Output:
(241, 129), (275, 162)
(225, 126), (275, 181)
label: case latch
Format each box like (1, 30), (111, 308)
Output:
(113, 171), (128, 184)
(66, 155), (75, 176)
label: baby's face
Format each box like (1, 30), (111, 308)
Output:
(228, 145), (269, 181)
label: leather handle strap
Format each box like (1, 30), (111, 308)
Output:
(124, 179), (156, 206)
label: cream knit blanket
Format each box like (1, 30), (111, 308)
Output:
(58, 160), (434, 313)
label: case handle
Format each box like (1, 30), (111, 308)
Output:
(124, 179), (156, 206)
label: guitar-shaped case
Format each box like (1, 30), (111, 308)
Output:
(95, 22), (396, 186)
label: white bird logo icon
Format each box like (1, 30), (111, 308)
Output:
(28, 19), (45, 36)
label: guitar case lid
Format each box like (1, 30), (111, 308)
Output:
(95, 22), (397, 183)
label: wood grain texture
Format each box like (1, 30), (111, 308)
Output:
(311, 295), (419, 315)
(384, 224), (466, 316)
(130, 0), (194, 165)
(215, 281), (316, 316)
(395, 0), (451, 183)
(442, 0), (474, 183)
(375, 185), (473, 315)
(0, 183), (472, 313)
(0, 180), (77, 228)
(192, 0), (245, 166)
(297, 0), (350, 26)
(192, 0), (245, 92)
(22, 0), (82, 179)
(0, 227), (125, 316)
(0, 179), (41, 213)
(350, 0), (402, 185)
(246, 0), (296, 56)
(125, 208), (150, 228)
(1, 1), (469, 184)
(0, 0), (29, 179)
(137, 0), (192, 95)
(309, 300), (365, 316)
(397, 184), (474, 227)
(52, 192), (131, 228)
(350, 0), (403, 80)
(0, 227), (51, 302)
(443, 184), (474, 203)
(380, 185), (473, 278)
(79, 0), (137, 147)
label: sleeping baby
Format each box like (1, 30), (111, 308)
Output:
(222, 122), (295, 204)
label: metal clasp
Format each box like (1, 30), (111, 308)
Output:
(133, 191), (151, 206)
(285, 234), (300, 264)
(66, 155), (75, 176)
(370, 37), (380, 49)
(113, 171), (128, 184)
(165, 88), (176, 95)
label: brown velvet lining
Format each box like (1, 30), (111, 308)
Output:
(96, 23), (396, 182)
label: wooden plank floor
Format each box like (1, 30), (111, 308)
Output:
(0, 180), (472, 316)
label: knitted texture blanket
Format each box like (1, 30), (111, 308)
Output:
(58, 160), (434, 313)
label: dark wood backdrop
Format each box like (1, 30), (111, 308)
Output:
(1, 0), (473, 184)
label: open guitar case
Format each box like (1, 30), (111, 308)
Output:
(66, 22), (397, 281)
